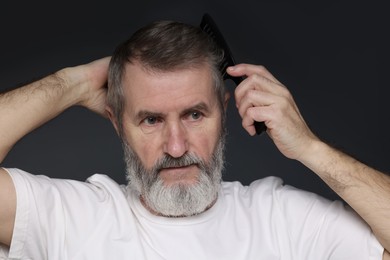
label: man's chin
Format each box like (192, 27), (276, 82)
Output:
(142, 172), (219, 217)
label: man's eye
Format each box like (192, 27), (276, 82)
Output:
(190, 111), (202, 120)
(143, 117), (158, 125)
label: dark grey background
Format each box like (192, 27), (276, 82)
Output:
(1, 0), (388, 202)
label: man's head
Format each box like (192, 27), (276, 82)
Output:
(107, 20), (229, 217)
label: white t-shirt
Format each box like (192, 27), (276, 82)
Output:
(0, 168), (384, 260)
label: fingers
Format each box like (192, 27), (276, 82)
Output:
(229, 64), (288, 107)
(88, 56), (111, 66)
(241, 105), (273, 136)
(87, 57), (111, 87)
(234, 72), (291, 113)
(238, 92), (287, 136)
(227, 63), (293, 136)
(72, 57), (111, 117)
(227, 63), (282, 85)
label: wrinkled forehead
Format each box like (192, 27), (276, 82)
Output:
(123, 59), (215, 87)
(121, 61), (218, 106)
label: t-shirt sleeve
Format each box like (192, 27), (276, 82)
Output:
(0, 168), (128, 260)
(274, 180), (384, 259)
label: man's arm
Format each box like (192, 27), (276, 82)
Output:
(302, 140), (390, 260)
(228, 63), (390, 257)
(0, 169), (16, 247)
(0, 57), (110, 246)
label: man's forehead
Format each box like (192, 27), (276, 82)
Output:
(122, 62), (215, 93)
(121, 62), (218, 115)
(124, 59), (213, 78)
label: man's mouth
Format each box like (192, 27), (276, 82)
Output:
(158, 164), (200, 184)
(158, 163), (198, 173)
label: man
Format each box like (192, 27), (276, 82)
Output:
(0, 20), (389, 259)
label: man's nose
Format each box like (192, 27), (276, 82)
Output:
(163, 121), (189, 158)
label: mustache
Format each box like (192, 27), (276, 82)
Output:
(154, 153), (204, 172)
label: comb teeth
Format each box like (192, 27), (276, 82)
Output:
(201, 23), (213, 35)
(220, 59), (229, 79)
(200, 21), (230, 79)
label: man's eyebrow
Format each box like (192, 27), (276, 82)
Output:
(135, 110), (164, 122)
(180, 102), (211, 116)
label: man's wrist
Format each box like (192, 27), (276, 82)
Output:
(298, 139), (330, 171)
(54, 66), (89, 109)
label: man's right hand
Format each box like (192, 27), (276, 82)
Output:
(56, 56), (111, 117)
(0, 56), (111, 163)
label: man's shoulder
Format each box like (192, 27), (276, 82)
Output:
(220, 176), (288, 205)
(220, 176), (324, 204)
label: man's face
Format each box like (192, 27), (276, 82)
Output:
(118, 62), (226, 217)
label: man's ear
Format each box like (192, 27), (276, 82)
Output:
(223, 91), (231, 112)
(105, 105), (120, 136)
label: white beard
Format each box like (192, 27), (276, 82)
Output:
(123, 134), (225, 217)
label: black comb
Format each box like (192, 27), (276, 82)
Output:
(200, 13), (266, 135)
